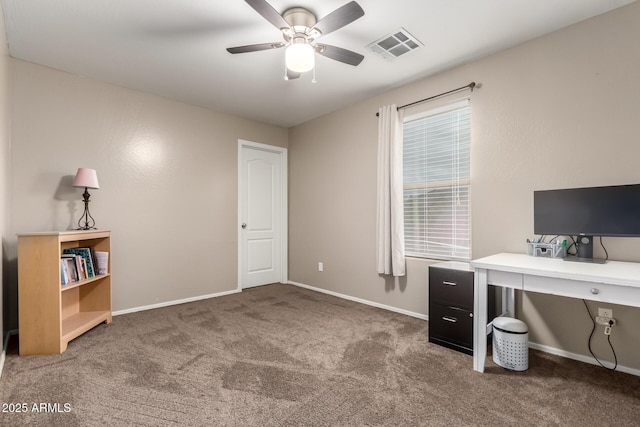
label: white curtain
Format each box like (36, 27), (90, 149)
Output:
(376, 104), (406, 276)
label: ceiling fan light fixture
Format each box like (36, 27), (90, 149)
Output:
(227, 0), (365, 79)
(286, 36), (315, 73)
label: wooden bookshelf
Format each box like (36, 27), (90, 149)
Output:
(17, 230), (111, 355)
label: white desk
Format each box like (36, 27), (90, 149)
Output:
(471, 253), (640, 373)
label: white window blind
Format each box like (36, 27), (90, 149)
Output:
(403, 101), (470, 260)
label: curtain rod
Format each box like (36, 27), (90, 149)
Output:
(375, 82), (477, 117)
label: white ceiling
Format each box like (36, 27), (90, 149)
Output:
(1, 0), (635, 127)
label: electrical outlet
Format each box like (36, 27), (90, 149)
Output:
(318, 262), (323, 272)
(598, 308), (613, 318)
(596, 316), (617, 326)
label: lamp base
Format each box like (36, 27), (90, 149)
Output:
(77, 187), (96, 230)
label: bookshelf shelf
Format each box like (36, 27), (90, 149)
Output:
(61, 311), (111, 343)
(17, 230), (112, 355)
(61, 273), (110, 292)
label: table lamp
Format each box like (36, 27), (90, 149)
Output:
(72, 167), (100, 230)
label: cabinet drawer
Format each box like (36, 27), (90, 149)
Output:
(428, 303), (473, 352)
(429, 267), (473, 309)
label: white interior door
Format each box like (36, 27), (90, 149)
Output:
(239, 140), (287, 289)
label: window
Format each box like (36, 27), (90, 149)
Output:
(403, 101), (470, 260)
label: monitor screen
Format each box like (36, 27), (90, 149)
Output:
(534, 184), (640, 237)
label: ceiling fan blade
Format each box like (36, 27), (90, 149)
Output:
(316, 44), (364, 66)
(286, 69), (301, 80)
(245, 0), (290, 30)
(227, 42), (285, 54)
(312, 1), (364, 37)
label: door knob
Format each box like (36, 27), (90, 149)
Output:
(241, 223), (247, 229)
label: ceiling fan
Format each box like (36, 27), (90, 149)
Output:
(227, 0), (365, 80)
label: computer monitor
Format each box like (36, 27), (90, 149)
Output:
(534, 184), (640, 262)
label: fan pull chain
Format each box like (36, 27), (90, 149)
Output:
(283, 61), (289, 80)
(312, 64), (317, 83)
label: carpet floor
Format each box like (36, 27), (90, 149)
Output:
(1, 283), (638, 426)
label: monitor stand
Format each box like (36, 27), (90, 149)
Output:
(563, 235), (607, 264)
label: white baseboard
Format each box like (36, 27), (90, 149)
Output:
(113, 289), (241, 316)
(0, 333), (9, 378)
(0, 329), (17, 379)
(287, 280), (429, 321)
(529, 342), (640, 377)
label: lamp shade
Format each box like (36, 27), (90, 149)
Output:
(286, 38), (314, 73)
(72, 168), (100, 189)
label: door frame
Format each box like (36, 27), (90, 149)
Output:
(237, 139), (288, 291)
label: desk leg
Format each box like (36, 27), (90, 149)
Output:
(473, 268), (488, 373)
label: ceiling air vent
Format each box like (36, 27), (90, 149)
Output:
(366, 28), (423, 61)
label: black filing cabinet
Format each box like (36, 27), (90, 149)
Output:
(429, 262), (493, 355)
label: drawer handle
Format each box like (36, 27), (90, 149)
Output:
(442, 316), (458, 323)
(443, 281), (457, 286)
(591, 288), (600, 295)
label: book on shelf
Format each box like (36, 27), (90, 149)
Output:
(80, 257), (88, 280)
(62, 254), (85, 281)
(60, 259), (70, 285)
(94, 251), (109, 275)
(60, 256), (80, 285)
(62, 247), (95, 278)
(65, 257), (79, 282)
(90, 247), (99, 275)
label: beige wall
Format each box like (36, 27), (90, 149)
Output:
(0, 3), (10, 339)
(289, 2), (640, 370)
(4, 60), (287, 329)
